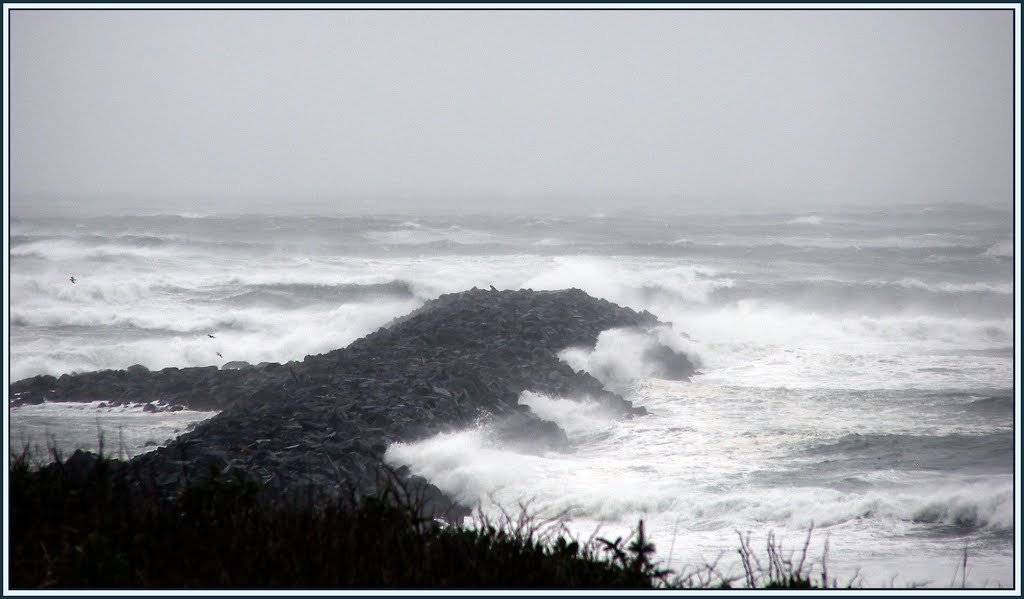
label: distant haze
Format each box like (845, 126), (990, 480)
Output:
(8, 9), (1016, 216)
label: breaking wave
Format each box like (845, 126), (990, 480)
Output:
(223, 281), (418, 308)
(10, 206), (1015, 588)
(518, 392), (619, 439)
(707, 278), (1012, 317)
(983, 239), (1013, 258)
(799, 431), (1014, 474)
(364, 225), (498, 245)
(558, 326), (701, 392)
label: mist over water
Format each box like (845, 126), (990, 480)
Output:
(8, 201), (1016, 587)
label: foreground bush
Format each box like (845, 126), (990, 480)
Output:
(10, 450), (827, 589)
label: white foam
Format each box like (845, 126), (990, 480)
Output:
(9, 211), (1014, 588)
(10, 238), (170, 260)
(363, 226), (497, 245)
(9, 297), (422, 380)
(521, 256), (733, 307)
(651, 302), (1013, 391)
(983, 239), (1013, 258)
(891, 278), (1014, 294)
(11, 248), (1013, 392)
(384, 386), (1014, 587)
(532, 237), (569, 246)
(558, 326), (701, 391)
(517, 392), (618, 438)
(385, 428), (548, 506)
(10, 401), (216, 462)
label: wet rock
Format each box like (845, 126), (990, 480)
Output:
(12, 288), (689, 517)
(642, 343), (696, 381)
(491, 411), (572, 455)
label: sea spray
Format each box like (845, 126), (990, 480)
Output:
(10, 206), (1015, 587)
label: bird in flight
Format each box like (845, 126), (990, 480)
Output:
(69, 276), (76, 284)
(216, 352), (223, 358)
(207, 334), (216, 339)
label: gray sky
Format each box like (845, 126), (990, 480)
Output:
(8, 9), (1016, 215)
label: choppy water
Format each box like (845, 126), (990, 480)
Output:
(7, 202), (1017, 587)
(10, 401), (214, 462)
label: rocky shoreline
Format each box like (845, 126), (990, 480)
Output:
(10, 287), (694, 518)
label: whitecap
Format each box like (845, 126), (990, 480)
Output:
(983, 240), (1013, 258)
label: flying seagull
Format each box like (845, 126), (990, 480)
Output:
(207, 334), (216, 339)
(69, 276), (76, 284)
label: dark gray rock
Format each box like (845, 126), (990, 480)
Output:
(642, 343), (696, 381)
(491, 410), (572, 455)
(13, 288), (688, 519)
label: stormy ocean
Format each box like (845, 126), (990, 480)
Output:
(7, 201), (1016, 587)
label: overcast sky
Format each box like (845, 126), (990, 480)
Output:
(8, 9), (1016, 215)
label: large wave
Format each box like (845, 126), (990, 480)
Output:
(9, 246), (1013, 388)
(384, 384), (1013, 589)
(9, 297), (422, 381)
(221, 281), (417, 309)
(706, 278), (1012, 318)
(385, 396), (1015, 534)
(558, 326), (701, 392)
(10, 232), (261, 262)
(9, 208), (1014, 588)
(798, 431), (1014, 475)
(983, 239), (1014, 258)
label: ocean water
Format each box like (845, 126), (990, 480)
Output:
(7, 203), (1017, 587)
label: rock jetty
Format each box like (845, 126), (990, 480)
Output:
(11, 288), (694, 518)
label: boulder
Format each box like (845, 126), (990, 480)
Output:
(491, 411), (572, 455)
(14, 288), (684, 517)
(643, 344), (696, 381)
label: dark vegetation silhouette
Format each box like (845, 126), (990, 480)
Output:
(9, 445), (857, 590)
